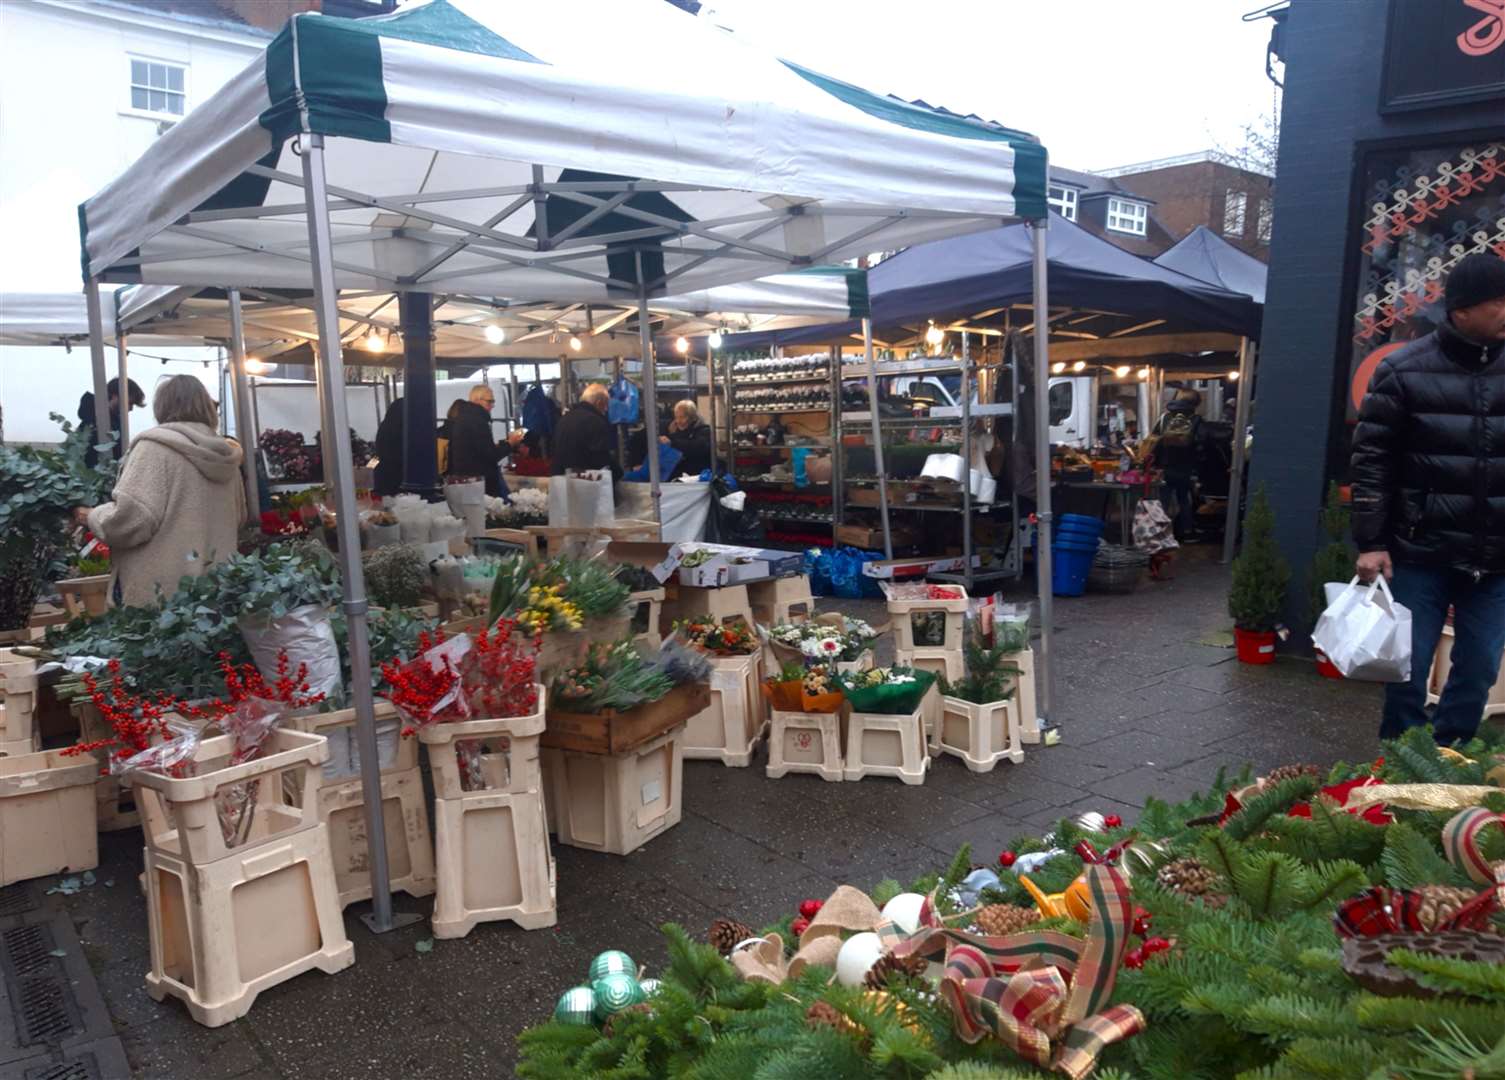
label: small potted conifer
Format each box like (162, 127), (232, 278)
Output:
(1228, 486), (1290, 665)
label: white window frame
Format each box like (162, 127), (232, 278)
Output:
(1224, 190), (1248, 237)
(1047, 185), (1079, 222)
(1256, 197), (1273, 244)
(123, 55), (188, 121)
(1106, 198), (1147, 236)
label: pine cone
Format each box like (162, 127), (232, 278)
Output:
(975, 904), (1041, 937)
(863, 950), (929, 990)
(708, 918), (755, 956)
(1265, 764), (1322, 784)
(1157, 856), (1221, 898)
(1415, 885), (1489, 932)
(806, 1000), (852, 1033)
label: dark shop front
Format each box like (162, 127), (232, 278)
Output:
(1251, 0), (1505, 632)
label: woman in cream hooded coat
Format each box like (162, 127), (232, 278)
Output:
(83, 376), (246, 607)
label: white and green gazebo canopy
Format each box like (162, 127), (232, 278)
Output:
(78, 0), (1047, 300)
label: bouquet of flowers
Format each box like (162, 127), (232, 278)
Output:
(486, 554), (630, 631)
(551, 639), (674, 714)
(484, 488), (549, 527)
(766, 615), (875, 664)
(676, 619), (759, 656)
(836, 665), (936, 715)
(761, 659), (843, 713)
(260, 428), (322, 483)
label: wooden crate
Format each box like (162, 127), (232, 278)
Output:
(542, 682), (711, 756)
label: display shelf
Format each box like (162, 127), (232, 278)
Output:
(732, 373), (831, 386)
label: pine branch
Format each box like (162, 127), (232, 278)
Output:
(1386, 949), (1505, 1002)
(1352, 993), (1505, 1047)
(1405, 1022), (1505, 1080)
(1379, 821), (1464, 890)
(1222, 775), (1322, 841)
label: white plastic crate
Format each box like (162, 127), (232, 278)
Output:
(683, 652), (766, 767)
(542, 725), (684, 855)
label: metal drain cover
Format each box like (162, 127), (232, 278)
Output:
(0, 911), (116, 1067)
(0, 884), (37, 920)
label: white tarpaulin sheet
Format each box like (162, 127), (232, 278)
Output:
(78, 0), (1047, 300)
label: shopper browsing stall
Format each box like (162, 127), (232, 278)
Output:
(75, 376), (145, 468)
(74, 375), (245, 606)
(663, 399), (711, 477)
(553, 383), (619, 479)
(442, 385), (523, 497)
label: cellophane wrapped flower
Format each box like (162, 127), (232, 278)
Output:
(552, 640), (675, 714)
(837, 665), (936, 714)
(676, 619), (759, 656)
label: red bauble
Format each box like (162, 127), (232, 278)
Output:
(1122, 947), (1146, 970)
(1104, 814), (1123, 828)
(1142, 936), (1171, 955)
(791, 917), (811, 936)
(998, 850), (1018, 868)
(1132, 907), (1153, 937)
(798, 899), (823, 920)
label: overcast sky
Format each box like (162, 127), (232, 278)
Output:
(701, 0), (1283, 171)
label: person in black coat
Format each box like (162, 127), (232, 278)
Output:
(664, 399), (711, 477)
(1351, 252), (1505, 743)
(372, 396), (405, 497)
(442, 385), (521, 497)
(552, 384), (619, 479)
(77, 377), (145, 468)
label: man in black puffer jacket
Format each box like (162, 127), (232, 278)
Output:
(1351, 253), (1505, 743)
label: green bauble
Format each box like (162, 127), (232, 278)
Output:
(588, 949), (635, 982)
(591, 972), (645, 1023)
(554, 986), (597, 1026)
(639, 978), (662, 998)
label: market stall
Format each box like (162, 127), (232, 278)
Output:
(72, 0), (1050, 947)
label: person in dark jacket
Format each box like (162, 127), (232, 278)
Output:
(663, 399), (711, 477)
(441, 385), (521, 497)
(372, 396), (405, 497)
(1351, 252), (1505, 744)
(552, 384), (619, 479)
(77, 377), (145, 468)
(1152, 388), (1203, 538)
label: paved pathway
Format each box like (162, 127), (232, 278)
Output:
(37, 549), (1383, 1078)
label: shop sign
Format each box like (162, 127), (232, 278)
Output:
(1382, 0), (1505, 112)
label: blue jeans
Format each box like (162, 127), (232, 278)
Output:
(1382, 562), (1505, 744)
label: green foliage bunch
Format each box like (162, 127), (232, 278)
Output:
(1228, 486), (1290, 633)
(551, 639), (674, 713)
(0, 416), (117, 629)
(1306, 482), (1356, 630)
(939, 625), (1018, 705)
(361, 543), (429, 609)
(517, 728), (1505, 1080)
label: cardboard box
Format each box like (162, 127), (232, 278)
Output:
(834, 524), (917, 550)
(679, 557), (770, 587)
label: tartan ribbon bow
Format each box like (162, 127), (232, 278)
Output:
(888, 864), (1145, 1080)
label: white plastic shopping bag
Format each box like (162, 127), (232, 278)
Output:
(1311, 576), (1412, 682)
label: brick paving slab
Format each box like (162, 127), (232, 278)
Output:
(28, 547), (1389, 1077)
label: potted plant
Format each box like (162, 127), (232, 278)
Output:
(1228, 487), (1290, 665)
(56, 540), (113, 618)
(362, 543), (429, 611)
(0, 417), (115, 638)
(1306, 483), (1355, 679)
(938, 633), (1022, 771)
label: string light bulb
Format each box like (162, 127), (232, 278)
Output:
(484, 324), (505, 345)
(364, 329), (384, 353)
(1114, 364), (1131, 377)
(1071, 360), (1086, 372)
(1137, 367), (1151, 380)
(707, 330), (724, 349)
(925, 322), (944, 347)
(675, 336), (690, 355)
(1226, 370), (1240, 381)
(1050, 361), (1066, 374)
(244, 359), (272, 375)
(569, 336), (583, 352)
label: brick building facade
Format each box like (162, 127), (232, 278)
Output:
(1101, 153), (1273, 261)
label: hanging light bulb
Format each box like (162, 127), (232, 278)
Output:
(244, 359), (272, 376)
(1114, 364), (1131, 377)
(364, 328), (384, 353)
(569, 336), (583, 352)
(1071, 360), (1086, 372)
(707, 330), (724, 349)
(675, 336), (690, 355)
(1226, 370), (1240, 381)
(1137, 367), (1151, 380)
(484, 324), (505, 345)
(925, 322), (944, 347)
(1050, 361), (1066, 374)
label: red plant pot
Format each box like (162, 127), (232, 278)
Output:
(1313, 649), (1343, 680)
(1234, 626), (1277, 665)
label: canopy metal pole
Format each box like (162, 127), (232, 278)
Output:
(863, 318), (893, 560)
(116, 337), (131, 452)
(1221, 339), (1256, 565)
(635, 253), (662, 532)
(1030, 221), (1054, 732)
(960, 331), (974, 589)
(299, 133), (415, 935)
(706, 344), (718, 477)
(226, 290), (261, 517)
(84, 280), (112, 454)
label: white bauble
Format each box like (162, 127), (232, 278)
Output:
(880, 892), (927, 935)
(834, 931), (885, 987)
